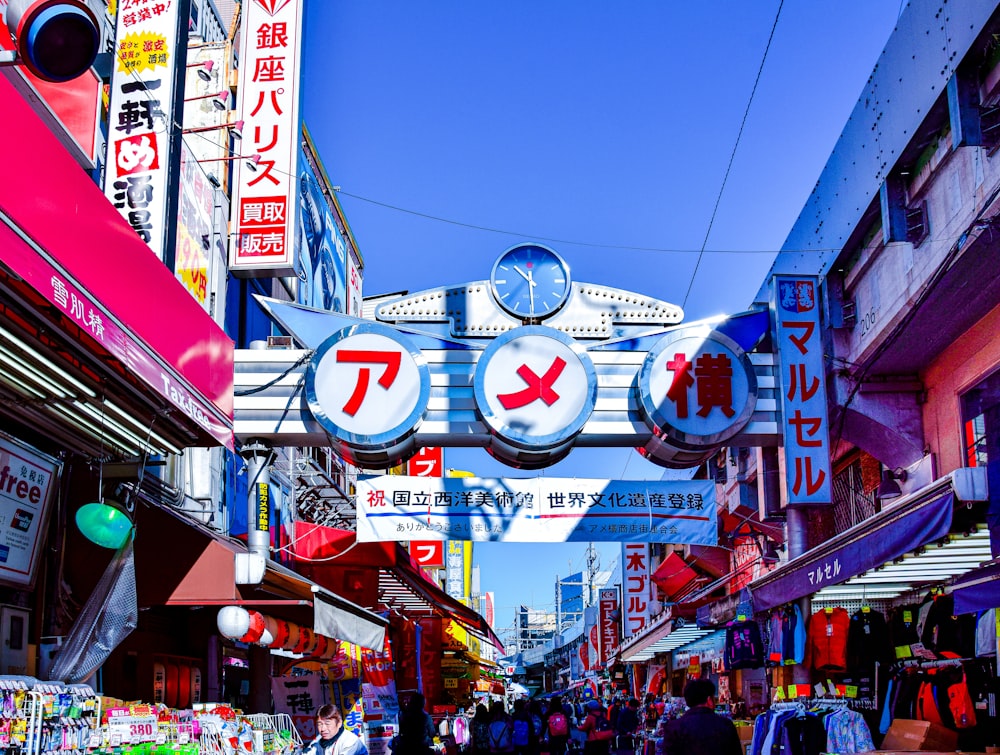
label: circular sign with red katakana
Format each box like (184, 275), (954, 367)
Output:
(473, 326), (597, 450)
(306, 323), (430, 450)
(636, 326), (757, 449)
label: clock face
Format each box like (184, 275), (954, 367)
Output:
(490, 244), (571, 320)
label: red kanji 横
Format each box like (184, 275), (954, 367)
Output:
(666, 353), (694, 418)
(497, 357), (566, 410)
(694, 353), (735, 418)
(335, 349), (402, 416)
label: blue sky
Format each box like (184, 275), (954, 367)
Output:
(302, 1), (902, 631)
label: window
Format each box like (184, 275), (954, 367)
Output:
(961, 366), (1000, 469)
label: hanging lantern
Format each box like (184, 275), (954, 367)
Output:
(260, 615), (278, 646)
(239, 611), (265, 644)
(291, 627), (316, 655)
(164, 662), (179, 708)
(319, 636), (340, 660)
(268, 619), (290, 649)
(217, 607), (251, 639)
(282, 622), (300, 652)
(177, 663), (192, 709)
(310, 635), (328, 659)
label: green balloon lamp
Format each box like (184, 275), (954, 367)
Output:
(75, 497), (133, 549)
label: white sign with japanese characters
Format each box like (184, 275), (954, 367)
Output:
(621, 543), (651, 637)
(772, 276), (833, 504)
(0, 433), (61, 588)
(355, 476), (716, 544)
(102, 0), (183, 261)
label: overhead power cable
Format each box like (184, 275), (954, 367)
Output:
(682, 0), (785, 310)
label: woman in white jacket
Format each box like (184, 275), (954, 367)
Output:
(304, 705), (368, 755)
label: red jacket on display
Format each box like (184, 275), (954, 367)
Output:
(804, 607), (851, 671)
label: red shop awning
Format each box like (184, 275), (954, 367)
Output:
(651, 552), (705, 602)
(0, 75), (233, 449)
(292, 522), (503, 650)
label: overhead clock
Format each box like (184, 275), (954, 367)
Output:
(489, 243), (571, 321)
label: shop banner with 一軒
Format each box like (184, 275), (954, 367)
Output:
(356, 476), (716, 543)
(272, 672), (323, 741)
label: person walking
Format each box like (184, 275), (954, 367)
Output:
(612, 698), (640, 754)
(511, 698), (537, 755)
(304, 705), (368, 755)
(487, 701), (515, 753)
(471, 703), (493, 755)
(579, 700), (614, 755)
(395, 693), (436, 755)
(544, 697), (571, 755)
(660, 680), (742, 755)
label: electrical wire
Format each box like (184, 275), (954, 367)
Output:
(682, 0), (785, 311)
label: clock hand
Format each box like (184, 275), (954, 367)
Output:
(514, 266), (532, 283)
(527, 267), (536, 316)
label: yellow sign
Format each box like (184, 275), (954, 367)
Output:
(116, 32), (170, 74)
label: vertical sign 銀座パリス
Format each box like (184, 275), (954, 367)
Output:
(230, 0), (304, 276)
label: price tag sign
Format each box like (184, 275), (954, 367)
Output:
(178, 732), (191, 745)
(106, 715), (159, 743)
(155, 733), (167, 744)
(774, 687), (786, 701)
(845, 685), (858, 699)
(88, 733), (102, 748)
(813, 683), (826, 697)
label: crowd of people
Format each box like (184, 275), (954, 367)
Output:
(302, 680), (743, 755)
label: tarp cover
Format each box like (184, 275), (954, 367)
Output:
(750, 492), (955, 612)
(313, 587), (387, 651)
(951, 558), (1000, 615)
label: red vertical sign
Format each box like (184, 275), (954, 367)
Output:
(598, 588), (620, 666)
(406, 447), (444, 477)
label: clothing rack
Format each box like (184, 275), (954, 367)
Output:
(895, 656), (971, 671)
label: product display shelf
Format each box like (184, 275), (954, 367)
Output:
(0, 677), (41, 755)
(0, 677), (100, 755)
(198, 713), (298, 755)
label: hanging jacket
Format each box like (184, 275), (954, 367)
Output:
(804, 607), (850, 671)
(725, 620), (765, 670)
(846, 608), (892, 669)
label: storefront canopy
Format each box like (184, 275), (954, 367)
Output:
(292, 521), (503, 650)
(651, 552), (705, 602)
(951, 558), (1000, 615)
(0, 76), (233, 452)
(134, 502), (387, 649)
(749, 469), (990, 613)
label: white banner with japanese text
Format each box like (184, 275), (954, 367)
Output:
(355, 476), (715, 543)
(102, 0), (182, 262)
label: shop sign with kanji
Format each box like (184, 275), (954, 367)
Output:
(772, 275), (833, 504)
